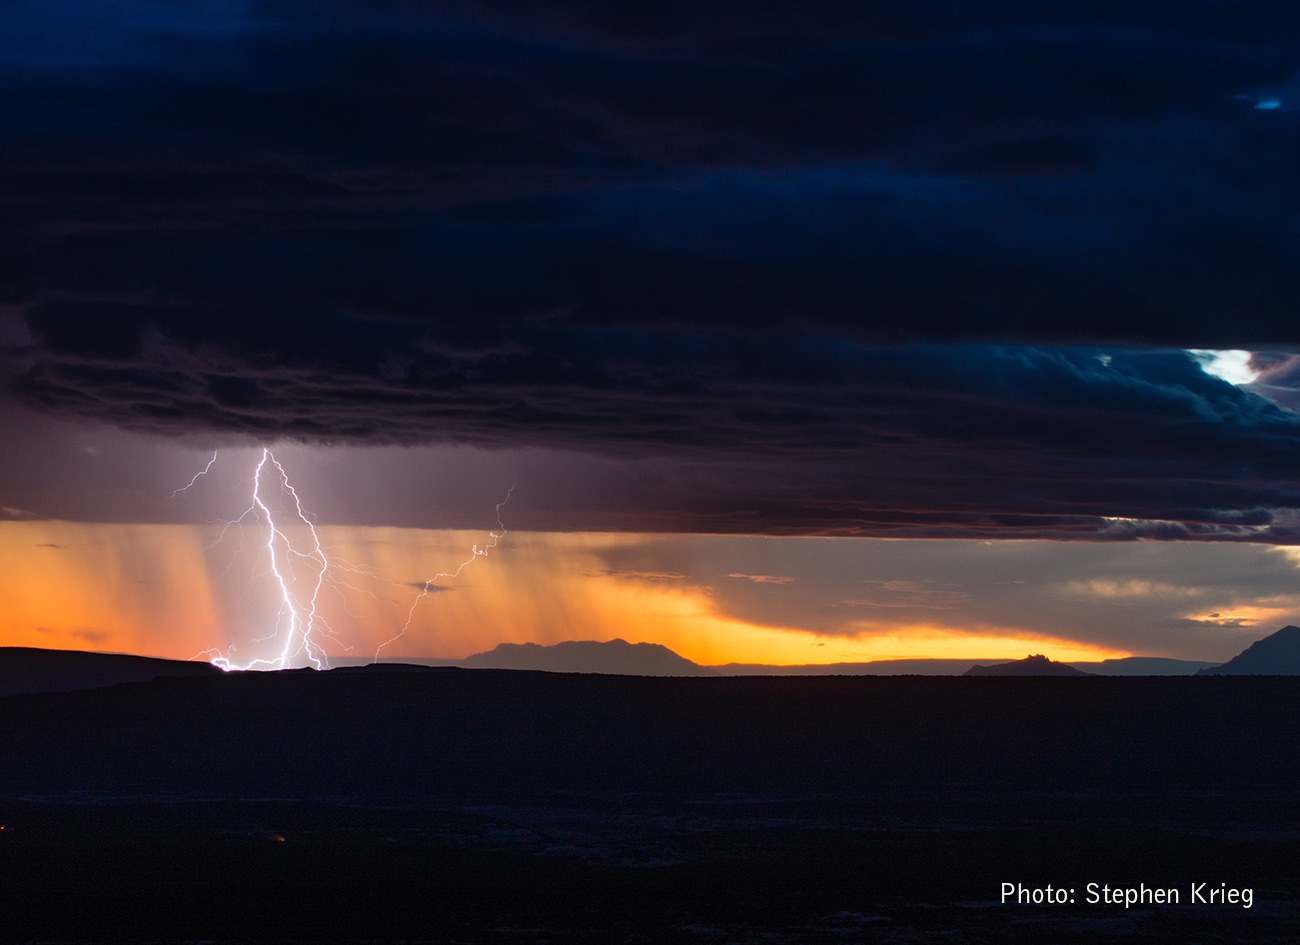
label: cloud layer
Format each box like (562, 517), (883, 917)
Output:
(3, 3), (1300, 536)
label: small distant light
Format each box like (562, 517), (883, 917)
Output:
(1255, 98), (1282, 110)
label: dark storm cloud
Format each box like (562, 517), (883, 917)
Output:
(4, 0), (1299, 342)
(3, 2), (1300, 536)
(10, 346), (1300, 541)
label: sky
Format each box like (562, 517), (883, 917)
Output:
(3, 2), (1300, 667)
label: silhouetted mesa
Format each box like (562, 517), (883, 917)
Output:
(0, 646), (222, 697)
(1198, 625), (1300, 675)
(460, 638), (715, 675)
(963, 654), (1093, 676)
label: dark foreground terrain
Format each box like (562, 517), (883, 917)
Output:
(1, 667), (1297, 943)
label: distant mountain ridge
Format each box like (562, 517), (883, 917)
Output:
(4, 634), (1276, 697)
(964, 654), (1092, 677)
(461, 639), (715, 676)
(1197, 625), (1300, 675)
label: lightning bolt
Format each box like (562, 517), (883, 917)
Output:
(374, 486), (512, 660)
(171, 449), (218, 498)
(187, 448), (331, 671)
(249, 448), (330, 670)
(179, 449), (510, 672)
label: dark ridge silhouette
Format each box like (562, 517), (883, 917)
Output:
(0, 646), (222, 697)
(330, 655), (461, 668)
(460, 638), (715, 675)
(1067, 656), (1217, 675)
(341, 661), (445, 674)
(0, 646), (1231, 698)
(1, 666), (1298, 803)
(963, 653), (1093, 676)
(1198, 625), (1300, 675)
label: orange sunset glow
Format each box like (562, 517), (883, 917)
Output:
(0, 521), (1131, 666)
